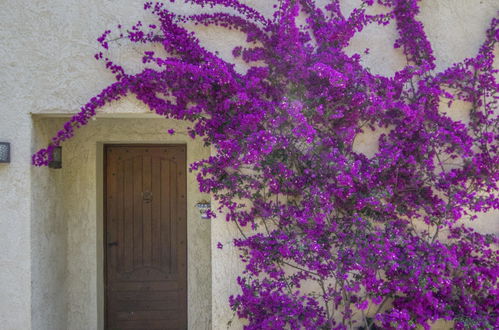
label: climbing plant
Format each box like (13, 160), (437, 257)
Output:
(33, 1), (498, 329)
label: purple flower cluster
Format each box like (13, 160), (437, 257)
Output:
(33, 1), (498, 329)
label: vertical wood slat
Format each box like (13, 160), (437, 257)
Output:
(133, 155), (143, 268)
(118, 159), (124, 273)
(160, 158), (171, 274)
(142, 153), (152, 266)
(151, 153), (161, 268)
(123, 157), (134, 273)
(170, 160), (178, 276)
(115, 154), (124, 274)
(106, 150), (117, 277)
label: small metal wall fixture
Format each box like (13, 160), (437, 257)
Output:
(48, 146), (62, 169)
(143, 191), (153, 204)
(0, 142), (10, 163)
(195, 200), (212, 219)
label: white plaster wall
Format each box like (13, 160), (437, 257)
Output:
(31, 118), (68, 330)
(0, 1), (497, 329)
(0, 125), (32, 330)
(0, 70), (32, 329)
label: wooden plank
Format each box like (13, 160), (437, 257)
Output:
(151, 153), (162, 268)
(106, 149), (118, 276)
(109, 319), (185, 330)
(133, 155), (143, 268)
(123, 157), (134, 273)
(111, 290), (178, 301)
(117, 157), (125, 273)
(115, 310), (180, 321)
(109, 280), (178, 291)
(109, 299), (180, 312)
(142, 153), (152, 266)
(114, 267), (171, 281)
(108, 292), (180, 313)
(160, 158), (171, 274)
(109, 297), (180, 317)
(169, 160), (178, 276)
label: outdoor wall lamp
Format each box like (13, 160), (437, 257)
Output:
(195, 200), (211, 219)
(48, 146), (62, 169)
(0, 142), (10, 163)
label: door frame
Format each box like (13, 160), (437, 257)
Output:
(102, 143), (188, 329)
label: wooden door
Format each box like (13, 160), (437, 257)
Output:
(105, 145), (187, 330)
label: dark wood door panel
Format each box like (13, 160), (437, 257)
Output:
(109, 297), (179, 312)
(108, 280), (178, 291)
(105, 145), (187, 330)
(110, 319), (185, 330)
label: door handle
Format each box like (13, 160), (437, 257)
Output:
(108, 241), (118, 247)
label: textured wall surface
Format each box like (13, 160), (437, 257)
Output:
(0, 0), (497, 329)
(31, 119), (68, 330)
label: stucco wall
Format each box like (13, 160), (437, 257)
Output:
(0, 0), (497, 329)
(31, 119), (68, 330)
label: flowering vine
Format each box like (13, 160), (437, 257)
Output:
(33, 1), (498, 329)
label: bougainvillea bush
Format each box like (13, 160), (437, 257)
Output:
(33, 0), (498, 329)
